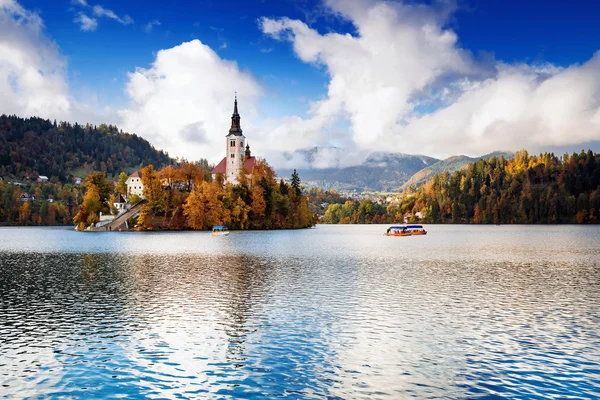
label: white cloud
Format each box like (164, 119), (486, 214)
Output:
(0, 0), (71, 118)
(74, 12), (97, 31)
(70, 0), (133, 30)
(118, 39), (263, 162)
(4, 0), (600, 170)
(260, 0), (600, 159)
(92, 4), (133, 25)
(0, 0), (119, 127)
(144, 19), (160, 33)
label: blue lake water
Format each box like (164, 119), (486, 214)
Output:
(0, 225), (599, 399)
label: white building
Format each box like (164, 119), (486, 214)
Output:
(211, 96), (257, 183)
(126, 171), (144, 198)
(113, 193), (127, 211)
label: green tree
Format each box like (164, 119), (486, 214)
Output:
(117, 172), (128, 194)
(291, 169), (302, 198)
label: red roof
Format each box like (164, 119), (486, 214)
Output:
(211, 156), (257, 175)
(211, 157), (227, 174)
(130, 171), (140, 178)
(243, 156), (257, 173)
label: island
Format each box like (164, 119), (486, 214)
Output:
(74, 97), (314, 231)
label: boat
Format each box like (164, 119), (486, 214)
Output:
(212, 226), (230, 236)
(385, 225), (427, 236)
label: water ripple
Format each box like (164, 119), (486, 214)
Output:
(0, 225), (599, 398)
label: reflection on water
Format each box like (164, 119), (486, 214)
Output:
(0, 225), (599, 398)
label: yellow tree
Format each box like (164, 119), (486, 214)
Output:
(473, 203), (483, 224)
(251, 159), (276, 187)
(183, 181), (222, 230)
(73, 184), (102, 230)
(202, 182), (222, 228)
(230, 197), (250, 229)
(82, 185), (101, 215)
(179, 162), (203, 191)
(141, 165), (165, 213)
(84, 172), (112, 207)
(159, 165), (182, 190)
(237, 165), (250, 187)
(296, 197), (313, 228)
(184, 187), (206, 229)
(19, 202), (31, 224)
(137, 205), (153, 229)
(250, 184), (266, 227)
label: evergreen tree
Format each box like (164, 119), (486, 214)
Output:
(291, 169), (301, 198)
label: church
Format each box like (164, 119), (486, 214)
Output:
(211, 96), (257, 183)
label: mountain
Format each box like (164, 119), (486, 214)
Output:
(277, 151), (440, 192)
(401, 151), (514, 190)
(0, 115), (174, 182)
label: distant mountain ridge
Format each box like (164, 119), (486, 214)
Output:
(278, 151), (440, 192)
(277, 148), (513, 193)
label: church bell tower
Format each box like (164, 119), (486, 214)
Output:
(225, 95), (246, 183)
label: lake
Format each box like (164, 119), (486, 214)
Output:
(0, 225), (599, 399)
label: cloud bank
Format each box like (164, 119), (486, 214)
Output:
(118, 40), (262, 161)
(0, 0), (71, 118)
(1, 0), (599, 169)
(260, 0), (600, 158)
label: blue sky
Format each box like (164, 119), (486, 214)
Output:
(3, 0), (600, 165)
(21, 0), (600, 111)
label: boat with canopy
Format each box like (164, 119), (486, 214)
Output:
(385, 225), (427, 236)
(212, 226), (230, 236)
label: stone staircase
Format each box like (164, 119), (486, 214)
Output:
(90, 201), (145, 232)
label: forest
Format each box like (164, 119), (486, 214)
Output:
(323, 150), (600, 224)
(0, 179), (81, 226)
(2, 113), (598, 227)
(74, 163), (315, 231)
(0, 115), (203, 226)
(0, 114), (173, 181)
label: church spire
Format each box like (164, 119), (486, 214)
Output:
(228, 94), (243, 136)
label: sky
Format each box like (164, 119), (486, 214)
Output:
(2, 0), (600, 168)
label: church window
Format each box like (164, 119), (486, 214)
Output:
(230, 140), (236, 147)
(230, 153), (235, 159)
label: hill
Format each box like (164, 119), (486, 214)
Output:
(277, 151), (439, 192)
(401, 151), (514, 190)
(0, 115), (174, 182)
(392, 150), (600, 224)
(318, 149), (600, 225)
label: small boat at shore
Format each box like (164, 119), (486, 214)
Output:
(212, 226), (230, 236)
(385, 225), (427, 236)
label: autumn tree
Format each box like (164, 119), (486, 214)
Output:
(117, 172), (128, 194)
(73, 172), (111, 230)
(18, 202), (31, 224)
(183, 181), (222, 230)
(141, 165), (165, 214)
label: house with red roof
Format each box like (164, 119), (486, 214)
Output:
(211, 96), (258, 183)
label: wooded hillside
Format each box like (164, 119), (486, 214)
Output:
(0, 115), (173, 181)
